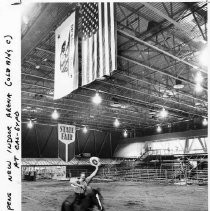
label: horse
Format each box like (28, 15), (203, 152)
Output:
(61, 188), (104, 211)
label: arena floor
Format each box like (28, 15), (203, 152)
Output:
(22, 180), (208, 211)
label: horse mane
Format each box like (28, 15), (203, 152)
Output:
(61, 188), (104, 211)
(87, 188), (102, 198)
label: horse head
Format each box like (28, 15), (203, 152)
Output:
(90, 188), (104, 211)
(61, 187), (105, 211)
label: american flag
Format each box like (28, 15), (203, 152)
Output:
(81, 2), (116, 86)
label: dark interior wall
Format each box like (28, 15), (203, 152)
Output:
(22, 124), (58, 158)
(75, 130), (121, 158)
(22, 123), (122, 158)
(135, 120), (207, 137)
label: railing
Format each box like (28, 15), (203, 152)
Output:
(96, 166), (208, 185)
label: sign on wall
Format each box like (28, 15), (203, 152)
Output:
(58, 124), (76, 162)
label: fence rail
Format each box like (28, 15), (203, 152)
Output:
(96, 167), (208, 185)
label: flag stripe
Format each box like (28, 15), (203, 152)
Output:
(86, 38), (90, 84)
(107, 3), (112, 72)
(82, 39), (87, 85)
(104, 3), (110, 76)
(110, 3), (116, 71)
(98, 2), (104, 78)
(81, 2), (116, 86)
(89, 35), (93, 83)
(93, 32), (97, 79)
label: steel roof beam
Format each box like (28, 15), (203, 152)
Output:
(22, 72), (54, 82)
(21, 101), (146, 128)
(21, 115), (124, 132)
(22, 78), (206, 119)
(112, 71), (207, 109)
(22, 61), (207, 103)
(119, 5), (145, 24)
(21, 79), (193, 118)
(35, 47), (55, 55)
(21, 96), (146, 125)
(118, 55), (207, 91)
(118, 29), (207, 74)
(24, 60), (54, 71)
(142, 2), (189, 35)
(21, 89), (159, 124)
(84, 83), (205, 119)
(97, 80), (206, 115)
(115, 71), (207, 104)
(22, 82), (187, 122)
(141, 2), (205, 50)
(191, 11), (207, 41)
(118, 3), (199, 51)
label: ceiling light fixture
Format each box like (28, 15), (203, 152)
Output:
(52, 109), (59, 120)
(195, 83), (203, 93)
(195, 72), (203, 84)
(92, 92), (102, 105)
(123, 130), (128, 138)
(199, 47), (208, 66)
(160, 108), (168, 118)
(35, 65), (40, 69)
(83, 126), (88, 133)
(157, 125), (162, 133)
(202, 118), (208, 126)
(48, 90), (54, 95)
(114, 118), (120, 127)
(27, 120), (33, 129)
(173, 79), (184, 89)
(22, 15), (29, 24)
(162, 93), (168, 98)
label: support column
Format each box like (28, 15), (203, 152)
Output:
(110, 132), (112, 157)
(184, 138), (189, 154)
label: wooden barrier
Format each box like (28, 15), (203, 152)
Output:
(97, 165), (208, 185)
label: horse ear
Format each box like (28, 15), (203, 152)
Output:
(96, 188), (101, 193)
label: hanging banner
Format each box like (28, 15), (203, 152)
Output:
(54, 11), (78, 100)
(58, 124), (76, 162)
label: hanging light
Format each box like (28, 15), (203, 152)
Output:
(123, 130), (128, 138)
(114, 118), (120, 127)
(92, 92), (102, 105)
(52, 109), (59, 120)
(22, 15), (29, 24)
(160, 108), (168, 118)
(83, 126), (88, 133)
(202, 118), (208, 126)
(195, 72), (203, 84)
(35, 65), (40, 69)
(174, 79), (184, 89)
(195, 83), (203, 93)
(157, 125), (162, 133)
(27, 120), (33, 129)
(199, 47), (208, 66)
(162, 93), (168, 98)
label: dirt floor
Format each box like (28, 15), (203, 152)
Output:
(22, 180), (208, 211)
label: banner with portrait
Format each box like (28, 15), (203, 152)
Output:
(54, 11), (78, 100)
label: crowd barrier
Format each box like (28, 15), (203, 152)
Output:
(96, 165), (208, 185)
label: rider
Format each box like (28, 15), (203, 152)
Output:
(70, 163), (101, 204)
